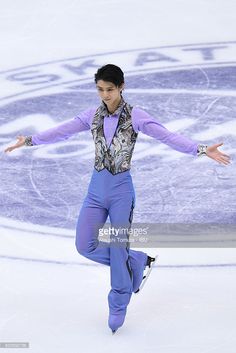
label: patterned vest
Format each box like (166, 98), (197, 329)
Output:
(91, 99), (138, 175)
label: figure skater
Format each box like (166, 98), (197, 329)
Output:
(5, 64), (231, 334)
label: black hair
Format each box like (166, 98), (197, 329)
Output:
(94, 64), (124, 87)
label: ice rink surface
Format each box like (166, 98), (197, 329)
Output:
(0, 0), (236, 352)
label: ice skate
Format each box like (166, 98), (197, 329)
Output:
(134, 255), (158, 294)
(108, 309), (127, 334)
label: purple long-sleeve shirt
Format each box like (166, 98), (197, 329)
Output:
(32, 106), (199, 156)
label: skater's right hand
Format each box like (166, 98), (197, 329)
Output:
(4, 135), (26, 153)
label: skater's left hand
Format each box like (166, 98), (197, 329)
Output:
(206, 143), (231, 165)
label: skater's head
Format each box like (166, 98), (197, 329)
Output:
(95, 64), (124, 87)
(95, 64), (124, 106)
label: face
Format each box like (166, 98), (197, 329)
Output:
(96, 80), (124, 105)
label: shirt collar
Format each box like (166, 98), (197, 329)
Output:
(100, 97), (126, 117)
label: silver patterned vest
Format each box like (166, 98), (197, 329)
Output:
(91, 99), (138, 175)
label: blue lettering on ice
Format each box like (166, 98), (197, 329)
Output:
(182, 45), (228, 60)
(63, 60), (99, 75)
(135, 51), (179, 66)
(7, 70), (60, 85)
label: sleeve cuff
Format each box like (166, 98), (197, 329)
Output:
(197, 144), (208, 156)
(24, 136), (33, 146)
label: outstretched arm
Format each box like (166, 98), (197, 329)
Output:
(30, 115), (90, 145)
(4, 108), (95, 153)
(131, 107), (230, 165)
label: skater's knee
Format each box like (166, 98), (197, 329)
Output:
(75, 239), (95, 256)
(75, 240), (87, 255)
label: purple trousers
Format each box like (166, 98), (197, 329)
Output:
(75, 168), (147, 315)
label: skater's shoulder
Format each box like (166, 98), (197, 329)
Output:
(130, 105), (153, 132)
(76, 106), (98, 128)
(131, 105), (151, 117)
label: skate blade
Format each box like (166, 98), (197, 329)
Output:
(112, 329), (117, 335)
(134, 255), (158, 294)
